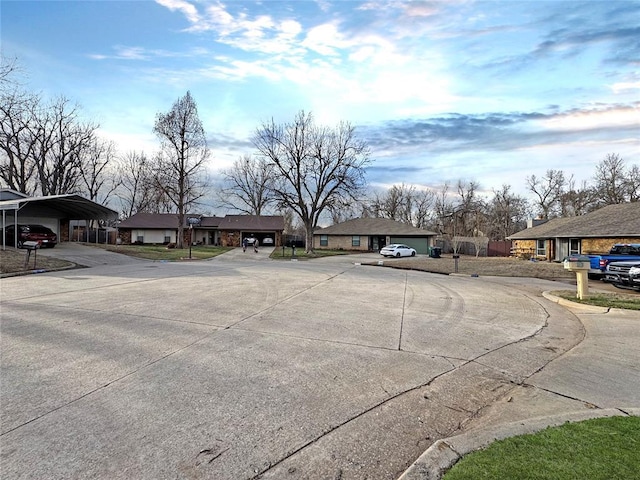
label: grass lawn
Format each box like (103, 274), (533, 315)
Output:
(100, 244), (232, 261)
(553, 290), (640, 311)
(270, 247), (354, 259)
(443, 416), (640, 480)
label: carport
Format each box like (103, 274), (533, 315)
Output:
(0, 193), (118, 250)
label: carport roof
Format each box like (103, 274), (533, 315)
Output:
(0, 194), (118, 221)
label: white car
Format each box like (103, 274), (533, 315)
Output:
(380, 244), (416, 258)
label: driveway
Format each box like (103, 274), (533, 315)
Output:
(1, 249), (585, 479)
(36, 241), (150, 267)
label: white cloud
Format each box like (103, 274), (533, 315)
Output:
(301, 22), (348, 56)
(541, 106), (640, 131)
(155, 0), (200, 24)
(611, 82), (640, 94)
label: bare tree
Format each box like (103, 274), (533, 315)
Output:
(455, 179), (486, 237)
(434, 182), (454, 234)
(0, 88), (40, 194)
(79, 138), (119, 205)
(593, 153), (630, 205)
(253, 111), (370, 252)
(558, 176), (596, 216)
(526, 169), (566, 218)
(368, 183), (435, 228)
(0, 55), (20, 85)
(412, 189), (436, 229)
(626, 164), (640, 202)
(218, 154), (275, 214)
(116, 151), (156, 217)
(486, 184), (530, 240)
(31, 96), (98, 196)
(153, 91), (210, 248)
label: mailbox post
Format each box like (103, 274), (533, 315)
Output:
(563, 255), (591, 299)
(23, 241), (40, 270)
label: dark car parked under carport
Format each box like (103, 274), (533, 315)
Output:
(3, 224), (58, 248)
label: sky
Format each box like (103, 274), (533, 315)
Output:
(2, 0), (639, 209)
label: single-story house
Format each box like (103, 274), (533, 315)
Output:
(507, 202), (640, 261)
(117, 212), (285, 247)
(313, 217), (437, 254)
(1, 188), (119, 248)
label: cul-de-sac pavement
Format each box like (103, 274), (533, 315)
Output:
(1, 244), (638, 479)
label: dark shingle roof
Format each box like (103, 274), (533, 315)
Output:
(119, 213), (284, 231)
(119, 213), (199, 229)
(314, 217), (436, 236)
(508, 203), (640, 239)
(218, 215), (285, 231)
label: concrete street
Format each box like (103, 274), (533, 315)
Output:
(1, 244), (637, 479)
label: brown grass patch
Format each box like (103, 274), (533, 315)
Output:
(376, 254), (575, 280)
(0, 249), (74, 275)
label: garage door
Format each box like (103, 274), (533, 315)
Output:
(390, 237), (429, 255)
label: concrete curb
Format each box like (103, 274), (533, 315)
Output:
(0, 263), (81, 278)
(541, 291), (610, 313)
(398, 409), (634, 480)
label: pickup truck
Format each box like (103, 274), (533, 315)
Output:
(604, 260), (640, 292)
(588, 243), (640, 278)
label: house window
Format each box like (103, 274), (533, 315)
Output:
(569, 238), (581, 256)
(536, 239), (546, 256)
(136, 235), (144, 243)
(320, 234), (328, 247)
(352, 236), (360, 247)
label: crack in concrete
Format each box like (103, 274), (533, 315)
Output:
(249, 278), (589, 478)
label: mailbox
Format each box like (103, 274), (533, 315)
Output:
(563, 255), (590, 271)
(22, 241), (40, 270)
(562, 255), (590, 299)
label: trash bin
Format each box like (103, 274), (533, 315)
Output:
(429, 247), (441, 258)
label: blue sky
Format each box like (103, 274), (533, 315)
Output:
(2, 0), (639, 204)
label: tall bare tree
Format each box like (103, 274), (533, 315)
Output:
(558, 176), (596, 216)
(153, 91), (210, 248)
(593, 153), (630, 205)
(486, 184), (529, 240)
(368, 183), (435, 228)
(116, 151), (155, 217)
(0, 88), (39, 194)
(526, 169), (566, 218)
(455, 179), (486, 237)
(79, 138), (118, 205)
(218, 154), (275, 214)
(31, 96), (98, 196)
(626, 164), (640, 202)
(253, 110), (370, 252)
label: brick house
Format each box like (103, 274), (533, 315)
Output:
(117, 212), (285, 247)
(507, 202), (640, 261)
(313, 217), (437, 254)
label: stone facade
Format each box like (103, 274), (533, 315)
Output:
(582, 238), (640, 254)
(313, 235), (370, 251)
